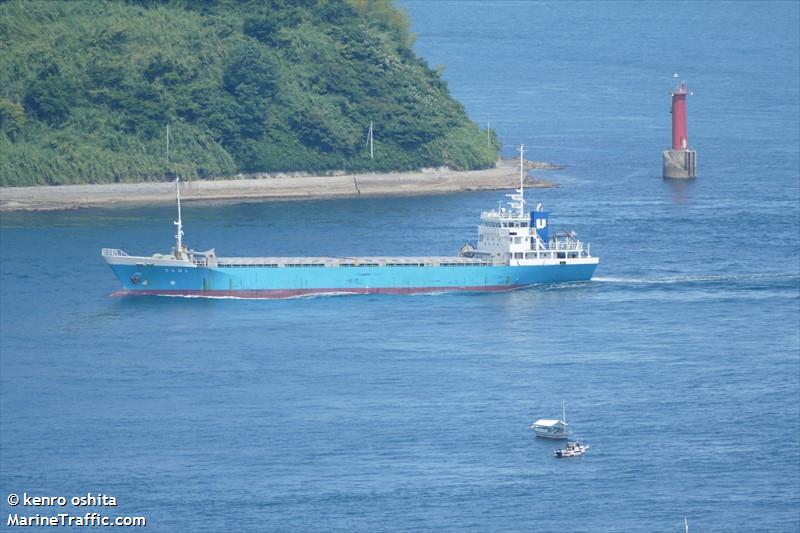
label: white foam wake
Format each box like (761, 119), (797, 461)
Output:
(593, 273), (798, 285)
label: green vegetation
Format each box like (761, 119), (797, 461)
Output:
(0, 0), (499, 186)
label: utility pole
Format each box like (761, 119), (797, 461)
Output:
(368, 121), (374, 159)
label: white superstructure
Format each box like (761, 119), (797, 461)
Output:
(470, 146), (598, 268)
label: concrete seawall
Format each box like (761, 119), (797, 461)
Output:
(0, 160), (557, 212)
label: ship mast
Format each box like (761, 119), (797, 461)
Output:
(174, 177), (184, 258)
(519, 144), (525, 215)
(506, 144), (527, 216)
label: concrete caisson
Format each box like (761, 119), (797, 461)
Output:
(663, 148), (697, 179)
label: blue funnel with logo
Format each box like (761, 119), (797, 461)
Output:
(531, 208), (549, 244)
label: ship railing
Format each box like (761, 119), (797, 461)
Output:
(481, 210), (528, 221)
(102, 248), (129, 257)
(527, 239), (592, 259)
(548, 239), (584, 251)
(523, 250), (591, 260)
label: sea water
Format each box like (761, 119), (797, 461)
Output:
(1, 1), (798, 531)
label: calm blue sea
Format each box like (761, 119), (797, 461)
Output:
(1, 1), (798, 531)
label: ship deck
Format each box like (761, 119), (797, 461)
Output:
(215, 256), (500, 268)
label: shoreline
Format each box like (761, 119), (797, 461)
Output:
(0, 159), (559, 212)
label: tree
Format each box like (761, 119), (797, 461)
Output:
(0, 99), (25, 140)
(23, 65), (75, 127)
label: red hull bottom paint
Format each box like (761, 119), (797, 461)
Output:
(111, 285), (528, 299)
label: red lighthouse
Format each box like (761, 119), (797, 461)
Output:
(663, 77), (697, 178)
(671, 82), (689, 150)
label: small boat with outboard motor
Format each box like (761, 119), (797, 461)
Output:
(553, 441), (589, 458)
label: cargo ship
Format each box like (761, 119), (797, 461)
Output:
(102, 147), (599, 298)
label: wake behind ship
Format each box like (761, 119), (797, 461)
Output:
(102, 148), (599, 298)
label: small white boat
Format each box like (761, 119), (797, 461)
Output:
(531, 402), (568, 439)
(553, 441), (589, 458)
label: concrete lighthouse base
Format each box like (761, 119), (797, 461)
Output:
(663, 149), (697, 179)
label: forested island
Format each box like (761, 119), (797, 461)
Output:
(0, 0), (500, 187)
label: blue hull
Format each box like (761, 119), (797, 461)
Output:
(108, 263), (598, 298)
